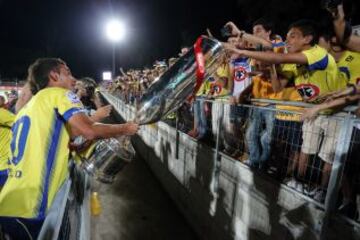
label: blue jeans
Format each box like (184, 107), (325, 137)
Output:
(193, 98), (207, 138)
(246, 108), (275, 168)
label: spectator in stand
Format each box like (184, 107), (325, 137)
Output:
(318, 29), (360, 87)
(226, 36), (252, 157)
(74, 77), (112, 122)
(237, 62), (278, 169)
(15, 83), (33, 113)
(268, 63), (304, 183)
(302, 82), (360, 216)
(179, 46), (189, 57)
(168, 57), (178, 67)
(327, 3), (360, 52)
(208, 53), (233, 144)
(5, 90), (18, 113)
(188, 73), (212, 139)
(225, 19), (280, 169)
(226, 19), (273, 50)
(75, 78), (96, 110)
(0, 96), (15, 189)
(301, 85), (360, 120)
(225, 19), (347, 202)
(0, 58), (139, 239)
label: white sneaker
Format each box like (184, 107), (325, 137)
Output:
(285, 178), (306, 193)
(313, 188), (326, 203)
(285, 178), (298, 189)
(296, 183), (304, 193)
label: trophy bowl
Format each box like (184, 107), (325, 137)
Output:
(135, 36), (225, 125)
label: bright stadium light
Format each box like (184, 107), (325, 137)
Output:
(102, 71), (112, 81)
(106, 19), (126, 42)
(105, 18), (126, 78)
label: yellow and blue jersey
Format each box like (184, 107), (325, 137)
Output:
(0, 87), (84, 219)
(337, 50), (360, 85)
(293, 45), (345, 100)
(0, 108), (15, 185)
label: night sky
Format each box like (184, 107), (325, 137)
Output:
(0, 0), (359, 81)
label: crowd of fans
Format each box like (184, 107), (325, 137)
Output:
(106, 3), (360, 221)
(107, 48), (187, 105)
(1, 2), (360, 239)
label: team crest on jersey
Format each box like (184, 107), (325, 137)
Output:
(212, 84), (222, 94)
(208, 76), (215, 82)
(234, 66), (247, 82)
(66, 91), (81, 104)
(296, 84), (320, 100)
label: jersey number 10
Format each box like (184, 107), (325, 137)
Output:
(10, 116), (31, 165)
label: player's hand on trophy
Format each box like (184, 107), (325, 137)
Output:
(123, 122), (140, 135)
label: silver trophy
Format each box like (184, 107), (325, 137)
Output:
(86, 37), (225, 184)
(135, 36), (225, 125)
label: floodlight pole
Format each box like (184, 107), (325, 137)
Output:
(112, 43), (116, 78)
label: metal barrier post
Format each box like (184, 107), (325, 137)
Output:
(214, 101), (224, 163)
(175, 109), (180, 159)
(209, 101), (224, 214)
(320, 113), (355, 239)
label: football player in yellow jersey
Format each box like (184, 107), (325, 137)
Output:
(0, 58), (139, 239)
(0, 96), (15, 188)
(225, 19), (346, 202)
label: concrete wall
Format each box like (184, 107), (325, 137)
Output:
(103, 93), (360, 240)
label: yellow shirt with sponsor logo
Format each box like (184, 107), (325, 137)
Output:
(0, 87), (85, 219)
(293, 45), (344, 101)
(337, 50), (360, 85)
(0, 108), (15, 183)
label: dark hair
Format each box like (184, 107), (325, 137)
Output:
(289, 19), (319, 46)
(80, 77), (97, 87)
(78, 77), (97, 109)
(79, 77), (96, 98)
(27, 58), (65, 94)
(252, 18), (273, 32)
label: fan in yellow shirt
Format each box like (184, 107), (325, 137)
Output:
(225, 20), (346, 201)
(318, 33), (360, 86)
(337, 51), (360, 85)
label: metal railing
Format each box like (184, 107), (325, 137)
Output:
(103, 90), (360, 237)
